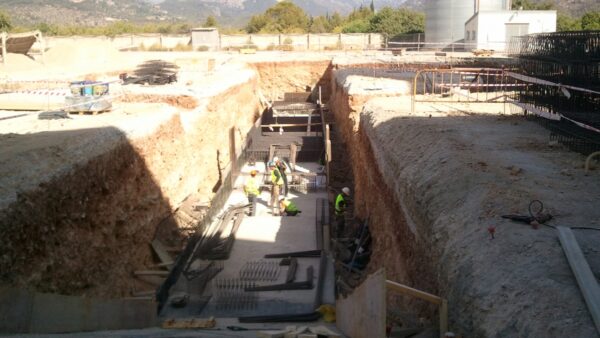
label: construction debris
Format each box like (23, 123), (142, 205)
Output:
(161, 316), (216, 329)
(256, 325), (340, 338)
(471, 49), (494, 56)
(122, 60), (178, 85)
(151, 239), (175, 270)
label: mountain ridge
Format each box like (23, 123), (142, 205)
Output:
(0, 0), (595, 27)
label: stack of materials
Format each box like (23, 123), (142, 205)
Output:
(64, 81), (112, 114)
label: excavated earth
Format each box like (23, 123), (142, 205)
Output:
(329, 68), (600, 337)
(1, 49), (599, 337)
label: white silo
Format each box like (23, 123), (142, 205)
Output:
(476, 0), (512, 12)
(425, 0), (509, 45)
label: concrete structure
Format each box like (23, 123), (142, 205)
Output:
(191, 27), (220, 51)
(465, 10), (557, 51)
(220, 33), (383, 51)
(425, 0), (510, 46)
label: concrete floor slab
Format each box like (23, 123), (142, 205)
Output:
(161, 163), (336, 326)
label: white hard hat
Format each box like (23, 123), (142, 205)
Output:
(342, 187), (350, 195)
(273, 156), (279, 162)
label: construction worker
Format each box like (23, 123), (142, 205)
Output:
(279, 198), (301, 216)
(335, 187), (351, 237)
(268, 161), (284, 215)
(273, 156), (289, 197)
(243, 170), (260, 216)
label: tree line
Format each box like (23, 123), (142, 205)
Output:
(245, 2), (424, 38)
(0, 0), (598, 37)
(511, 0), (600, 31)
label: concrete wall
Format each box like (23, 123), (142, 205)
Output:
(249, 34), (280, 49)
(38, 33), (383, 52)
(0, 287), (156, 334)
(308, 34), (340, 50)
(221, 34), (251, 49)
(221, 33), (383, 50)
(465, 10), (557, 51)
(36, 34), (191, 51)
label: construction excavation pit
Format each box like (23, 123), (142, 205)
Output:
(1, 35), (600, 338)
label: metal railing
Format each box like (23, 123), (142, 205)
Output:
(386, 279), (449, 338)
(411, 68), (517, 113)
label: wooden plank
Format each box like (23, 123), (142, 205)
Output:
(132, 290), (155, 297)
(161, 317), (216, 329)
(229, 126), (237, 186)
(151, 239), (174, 269)
(336, 269), (386, 338)
(439, 299), (448, 337)
(290, 143), (297, 171)
(261, 123), (323, 128)
(135, 275), (165, 286)
(557, 226), (600, 334)
(385, 280), (442, 305)
(134, 270), (169, 276)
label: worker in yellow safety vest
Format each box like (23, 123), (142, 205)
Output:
(279, 198), (301, 216)
(268, 161), (284, 214)
(335, 187), (351, 237)
(244, 170), (260, 216)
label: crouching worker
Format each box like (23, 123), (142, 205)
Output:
(279, 198), (301, 216)
(244, 170), (260, 216)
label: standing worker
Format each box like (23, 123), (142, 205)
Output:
(243, 170), (260, 216)
(273, 156), (289, 197)
(268, 161), (284, 215)
(335, 187), (351, 237)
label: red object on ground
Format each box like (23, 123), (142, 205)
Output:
(487, 226), (496, 239)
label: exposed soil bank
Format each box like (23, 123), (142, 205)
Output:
(329, 69), (600, 336)
(251, 61), (332, 100)
(328, 72), (439, 323)
(0, 74), (261, 297)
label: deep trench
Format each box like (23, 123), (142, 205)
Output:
(0, 59), (514, 334)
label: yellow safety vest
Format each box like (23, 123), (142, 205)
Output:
(335, 194), (346, 215)
(244, 176), (260, 196)
(270, 168), (283, 185)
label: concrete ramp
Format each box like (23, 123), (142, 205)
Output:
(0, 287), (157, 334)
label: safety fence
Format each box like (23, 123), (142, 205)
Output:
(508, 31), (600, 91)
(412, 67), (600, 155)
(508, 31), (600, 63)
(507, 31), (600, 154)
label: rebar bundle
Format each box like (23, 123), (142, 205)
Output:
(213, 278), (258, 310)
(508, 31), (600, 154)
(239, 260), (280, 281)
(509, 31), (600, 63)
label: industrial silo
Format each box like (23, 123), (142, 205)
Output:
(425, 0), (509, 45)
(476, 0), (511, 12)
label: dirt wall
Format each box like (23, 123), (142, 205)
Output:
(251, 61), (332, 102)
(0, 78), (261, 298)
(328, 74), (440, 323)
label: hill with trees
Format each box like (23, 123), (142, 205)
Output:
(0, 0), (597, 36)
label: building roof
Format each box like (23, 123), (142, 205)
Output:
(466, 9), (557, 25)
